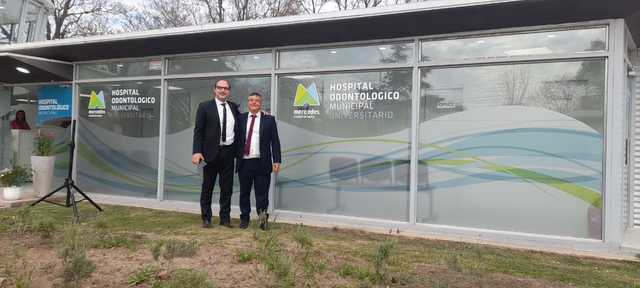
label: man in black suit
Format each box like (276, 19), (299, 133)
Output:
(236, 92), (281, 230)
(192, 79), (240, 228)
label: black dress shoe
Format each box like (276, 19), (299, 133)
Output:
(239, 219), (249, 229)
(219, 220), (233, 228)
(202, 220), (212, 228)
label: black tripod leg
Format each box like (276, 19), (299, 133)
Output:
(69, 185), (80, 224)
(71, 183), (103, 211)
(30, 183), (67, 207)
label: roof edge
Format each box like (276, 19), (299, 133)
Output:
(0, 0), (521, 52)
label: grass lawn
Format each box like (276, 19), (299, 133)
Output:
(0, 203), (639, 288)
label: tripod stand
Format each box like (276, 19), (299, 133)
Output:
(31, 120), (102, 223)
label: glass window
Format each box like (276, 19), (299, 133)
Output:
(22, 1), (40, 42)
(167, 53), (272, 75)
(163, 76), (271, 202)
(279, 43), (413, 69)
(2, 84), (72, 188)
(421, 27), (607, 62)
(77, 59), (162, 80)
(276, 69), (412, 221)
(77, 80), (161, 198)
(418, 60), (605, 239)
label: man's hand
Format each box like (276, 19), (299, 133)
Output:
(273, 163), (281, 173)
(192, 153), (204, 165)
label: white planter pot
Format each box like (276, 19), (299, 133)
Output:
(3, 186), (21, 201)
(31, 155), (56, 197)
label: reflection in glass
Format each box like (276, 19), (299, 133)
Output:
(280, 43), (413, 69)
(77, 59), (162, 80)
(418, 60), (605, 239)
(276, 69), (412, 221)
(421, 27), (606, 62)
(163, 76), (271, 203)
(77, 81), (161, 198)
(168, 53), (272, 74)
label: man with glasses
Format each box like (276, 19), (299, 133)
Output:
(192, 79), (240, 228)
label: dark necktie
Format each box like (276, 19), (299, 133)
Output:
(244, 114), (257, 156)
(221, 103), (227, 142)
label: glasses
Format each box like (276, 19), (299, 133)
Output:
(215, 86), (230, 91)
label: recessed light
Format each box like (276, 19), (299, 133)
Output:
(378, 47), (387, 50)
(475, 40), (485, 44)
(116, 64), (124, 67)
(211, 58), (219, 62)
(330, 50), (337, 54)
(253, 56), (260, 60)
(547, 34), (556, 38)
(16, 67), (30, 74)
(111, 84), (121, 87)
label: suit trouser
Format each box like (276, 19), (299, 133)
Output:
(239, 158), (271, 220)
(200, 145), (235, 222)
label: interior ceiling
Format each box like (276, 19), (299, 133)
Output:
(0, 54), (72, 84)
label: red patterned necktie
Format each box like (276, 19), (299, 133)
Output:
(244, 114), (257, 156)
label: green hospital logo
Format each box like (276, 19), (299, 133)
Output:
(293, 83), (320, 119)
(88, 90), (106, 118)
(293, 83), (320, 107)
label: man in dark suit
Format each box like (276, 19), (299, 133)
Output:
(236, 92), (281, 230)
(192, 79), (240, 228)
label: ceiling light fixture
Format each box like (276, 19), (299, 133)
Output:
(16, 67), (30, 74)
(330, 50), (337, 54)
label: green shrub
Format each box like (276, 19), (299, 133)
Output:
(338, 263), (373, 281)
(373, 240), (395, 281)
(152, 269), (214, 288)
(127, 265), (160, 287)
(292, 224), (313, 250)
(256, 231), (293, 287)
(34, 133), (55, 156)
(163, 240), (198, 259)
(33, 218), (56, 239)
(237, 250), (257, 263)
(59, 226), (95, 287)
(151, 241), (164, 261)
(150, 239), (199, 260)
(0, 163), (32, 187)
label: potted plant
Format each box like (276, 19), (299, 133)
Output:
(0, 164), (32, 201)
(31, 132), (56, 197)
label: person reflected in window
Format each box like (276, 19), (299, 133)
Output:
(10, 110), (31, 130)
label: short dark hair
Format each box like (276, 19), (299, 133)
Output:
(214, 79), (231, 89)
(249, 92), (262, 98)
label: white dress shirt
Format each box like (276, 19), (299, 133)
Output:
(243, 112), (261, 159)
(215, 98), (235, 145)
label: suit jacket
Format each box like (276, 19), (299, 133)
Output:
(236, 112), (281, 174)
(192, 99), (240, 163)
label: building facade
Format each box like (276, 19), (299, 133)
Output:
(1, 0), (640, 256)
